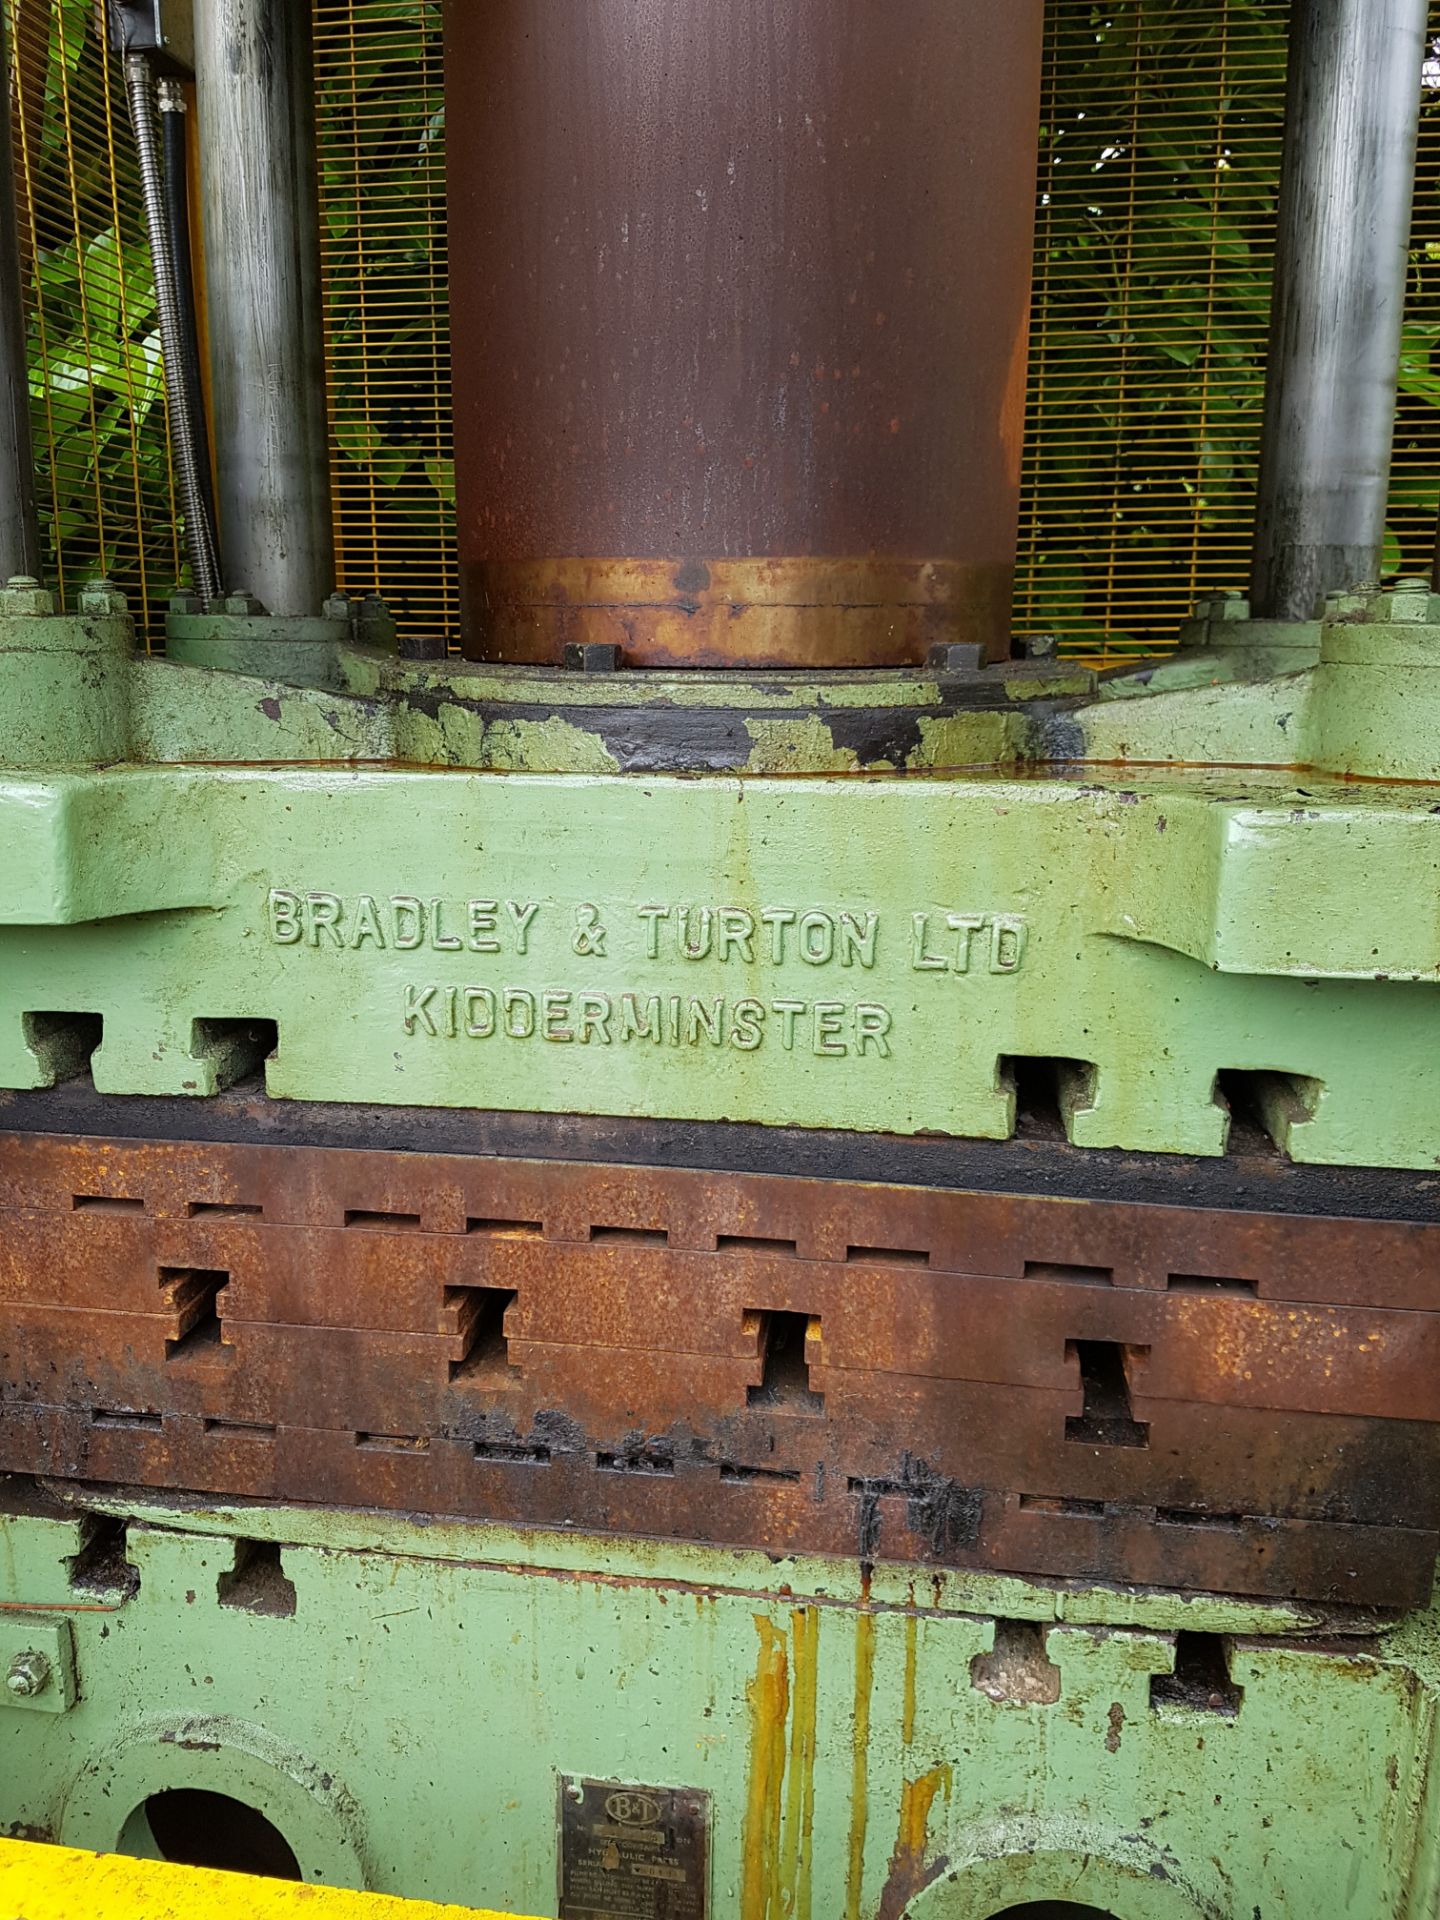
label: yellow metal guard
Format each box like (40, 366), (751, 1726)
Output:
(0, 1839), (534, 1920)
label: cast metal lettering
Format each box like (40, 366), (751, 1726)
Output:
(403, 988), (895, 1058)
(266, 890), (542, 954)
(267, 892), (1028, 973)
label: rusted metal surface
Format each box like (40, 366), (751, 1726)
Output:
(445, 0), (1043, 670)
(6, 1129), (1440, 1300)
(4, 1130), (1440, 1604)
(7, 1080), (1440, 1227)
(7, 1406), (1432, 1608)
(462, 558), (1011, 672)
(9, 1215), (1440, 1422)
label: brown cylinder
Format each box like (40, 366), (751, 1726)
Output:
(445, 1), (1044, 670)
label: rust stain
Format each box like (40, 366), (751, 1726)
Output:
(901, 1612), (918, 1748)
(1106, 1701), (1126, 1754)
(843, 1611), (877, 1920)
(778, 1607), (819, 1920)
(0, 1602), (116, 1613)
(876, 1764), (953, 1920)
(741, 1614), (790, 1920)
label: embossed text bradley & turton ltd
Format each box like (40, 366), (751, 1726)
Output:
(264, 891), (1030, 1059)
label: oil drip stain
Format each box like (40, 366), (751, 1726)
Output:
(844, 1610), (877, 1920)
(901, 1613), (919, 1749)
(741, 1615), (789, 1920)
(779, 1608), (819, 1920)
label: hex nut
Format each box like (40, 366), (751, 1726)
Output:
(0, 576), (55, 617)
(1372, 578), (1440, 625)
(5, 1649), (52, 1699)
(927, 641), (986, 673)
(1192, 592), (1250, 623)
(1015, 632), (1059, 661)
(563, 642), (622, 674)
(79, 578), (129, 617)
(399, 631), (448, 662)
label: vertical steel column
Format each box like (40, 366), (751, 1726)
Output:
(193, 0), (332, 616)
(1251, 0), (1429, 621)
(0, 4), (39, 583)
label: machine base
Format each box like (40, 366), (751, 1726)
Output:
(2, 1483), (1439, 1917)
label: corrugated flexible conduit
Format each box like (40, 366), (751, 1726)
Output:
(122, 49), (222, 607)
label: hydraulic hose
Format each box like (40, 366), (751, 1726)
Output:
(123, 50), (221, 607)
(157, 78), (216, 542)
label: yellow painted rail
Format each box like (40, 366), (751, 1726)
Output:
(0, 1841), (538, 1920)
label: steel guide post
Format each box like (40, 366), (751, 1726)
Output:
(1251, 0), (1430, 619)
(192, 0), (333, 618)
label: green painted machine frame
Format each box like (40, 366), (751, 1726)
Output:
(0, 578), (1438, 1165)
(6, 577), (1440, 1918)
(4, 1492), (1440, 1919)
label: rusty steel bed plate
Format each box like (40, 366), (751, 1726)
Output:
(2, 1129), (1439, 1605)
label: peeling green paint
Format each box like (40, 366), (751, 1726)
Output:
(0, 583), (1439, 1161)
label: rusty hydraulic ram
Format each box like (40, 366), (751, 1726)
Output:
(445, 0), (1044, 669)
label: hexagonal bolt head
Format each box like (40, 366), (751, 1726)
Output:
(5, 1649), (52, 1699)
(216, 592), (267, 617)
(1376, 577), (1440, 624)
(926, 641), (986, 674)
(0, 576), (55, 617)
(1192, 592), (1250, 623)
(399, 631), (448, 662)
(78, 577), (129, 617)
(355, 593), (398, 655)
(1012, 632), (1059, 662)
(563, 642), (622, 674)
(169, 593), (205, 616)
(322, 591), (355, 624)
(1333, 578), (1440, 625)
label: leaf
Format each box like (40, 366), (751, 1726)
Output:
(373, 441), (418, 490)
(53, 0), (89, 75)
(423, 457), (456, 506)
(335, 415), (382, 466)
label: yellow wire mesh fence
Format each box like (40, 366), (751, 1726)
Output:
(314, 0), (453, 645)
(1015, 2), (1440, 663)
(9, 0), (180, 639)
(8, 0), (1440, 661)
